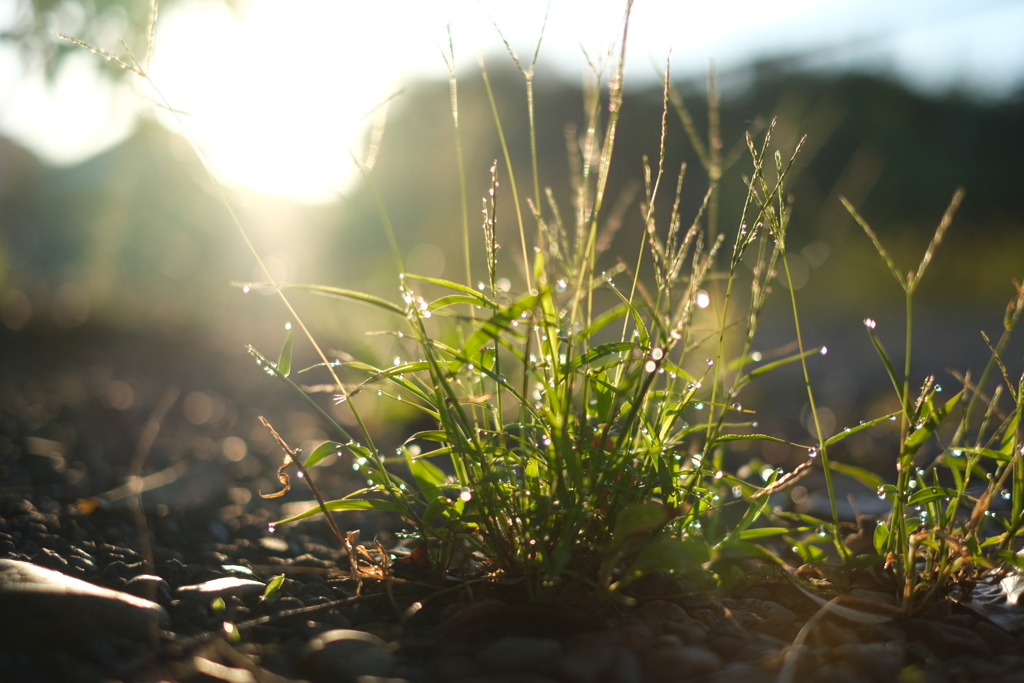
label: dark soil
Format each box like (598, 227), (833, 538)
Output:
(3, 324), (1024, 683)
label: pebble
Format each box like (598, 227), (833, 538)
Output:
(123, 574), (172, 604)
(478, 636), (561, 674)
(0, 558), (169, 644)
(902, 618), (992, 658)
(301, 629), (398, 683)
(643, 643), (723, 682)
(177, 576), (266, 601)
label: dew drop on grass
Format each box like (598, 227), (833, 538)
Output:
(556, 279), (567, 292)
(377, 390), (383, 396)
(267, 524), (276, 534)
(815, 526), (828, 538)
(808, 448), (818, 458)
(820, 346), (828, 355)
(877, 486), (886, 499)
(889, 415), (897, 421)
(459, 488), (472, 502)
(242, 285), (251, 294)
(751, 421), (759, 428)
(863, 318), (877, 329)
(296, 471), (304, 479)
(706, 359), (714, 366)
(732, 486), (742, 498)
(1001, 490), (1012, 500)
(731, 403), (742, 411)
(908, 480), (917, 489)
(935, 385), (943, 392)
(695, 403), (704, 411)
(751, 351), (762, 362)
(951, 449), (962, 456)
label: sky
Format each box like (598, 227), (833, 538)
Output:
(1, 0), (1022, 203)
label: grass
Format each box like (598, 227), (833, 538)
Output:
(62, 0), (1024, 614)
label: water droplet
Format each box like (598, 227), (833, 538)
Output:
(820, 346), (828, 355)
(377, 390), (383, 396)
(731, 403), (742, 411)
(714, 470), (724, 479)
(1001, 490), (1012, 500)
(935, 385), (942, 392)
(908, 480), (917, 489)
(644, 360), (657, 373)
(696, 290), (711, 309)
(808, 448), (818, 458)
(242, 285), (251, 294)
(889, 415), (897, 421)
(732, 486), (743, 498)
(863, 318), (877, 329)
(751, 351), (762, 362)
(296, 471), (304, 479)
(815, 526), (828, 538)
(460, 488), (472, 502)
(695, 403), (704, 410)
(556, 279), (567, 292)
(877, 486), (887, 500)
(705, 359), (714, 366)
(751, 421), (759, 428)
(951, 449), (962, 457)
(267, 524), (276, 534)
(284, 322), (292, 330)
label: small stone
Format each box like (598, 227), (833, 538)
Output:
(301, 629), (397, 683)
(478, 636), (561, 673)
(177, 577), (266, 601)
(975, 621), (1017, 653)
(663, 618), (709, 643)
(124, 574), (172, 605)
(0, 558), (169, 644)
(818, 620), (860, 646)
(749, 599), (797, 625)
(644, 644), (722, 682)
(903, 618), (991, 658)
(557, 643), (615, 683)
(849, 588), (898, 607)
(259, 536), (290, 554)
(638, 599), (690, 624)
(32, 547), (68, 571)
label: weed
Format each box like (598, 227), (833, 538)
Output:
(60, 0), (1024, 612)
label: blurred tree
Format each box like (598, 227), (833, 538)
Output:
(1, 0), (237, 77)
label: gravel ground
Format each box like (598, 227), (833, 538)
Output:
(3, 327), (1024, 683)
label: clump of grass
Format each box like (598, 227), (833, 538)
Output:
(61, 0), (1024, 611)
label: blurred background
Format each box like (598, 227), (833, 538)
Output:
(1, 0), (1022, 526)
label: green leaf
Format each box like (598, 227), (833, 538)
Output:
(823, 412), (901, 447)
(738, 527), (793, 540)
(719, 495), (771, 546)
(263, 574), (285, 602)
(613, 501), (667, 540)
(304, 441), (344, 468)
(277, 326), (293, 377)
(275, 283), (407, 316)
(904, 389), (963, 456)
(402, 273), (496, 306)
(562, 341), (636, 374)
(829, 461), (886, 492)
(866, 326), (904, 404)
(873, 520), (889, 555)
(629, 536), (710, 577)
(742, 346), (823, 381)
(578, 304), (627, 342)
(908, 486), (958, 506)
(429, 295), (494, 312)
(272, 498), (402, 525)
